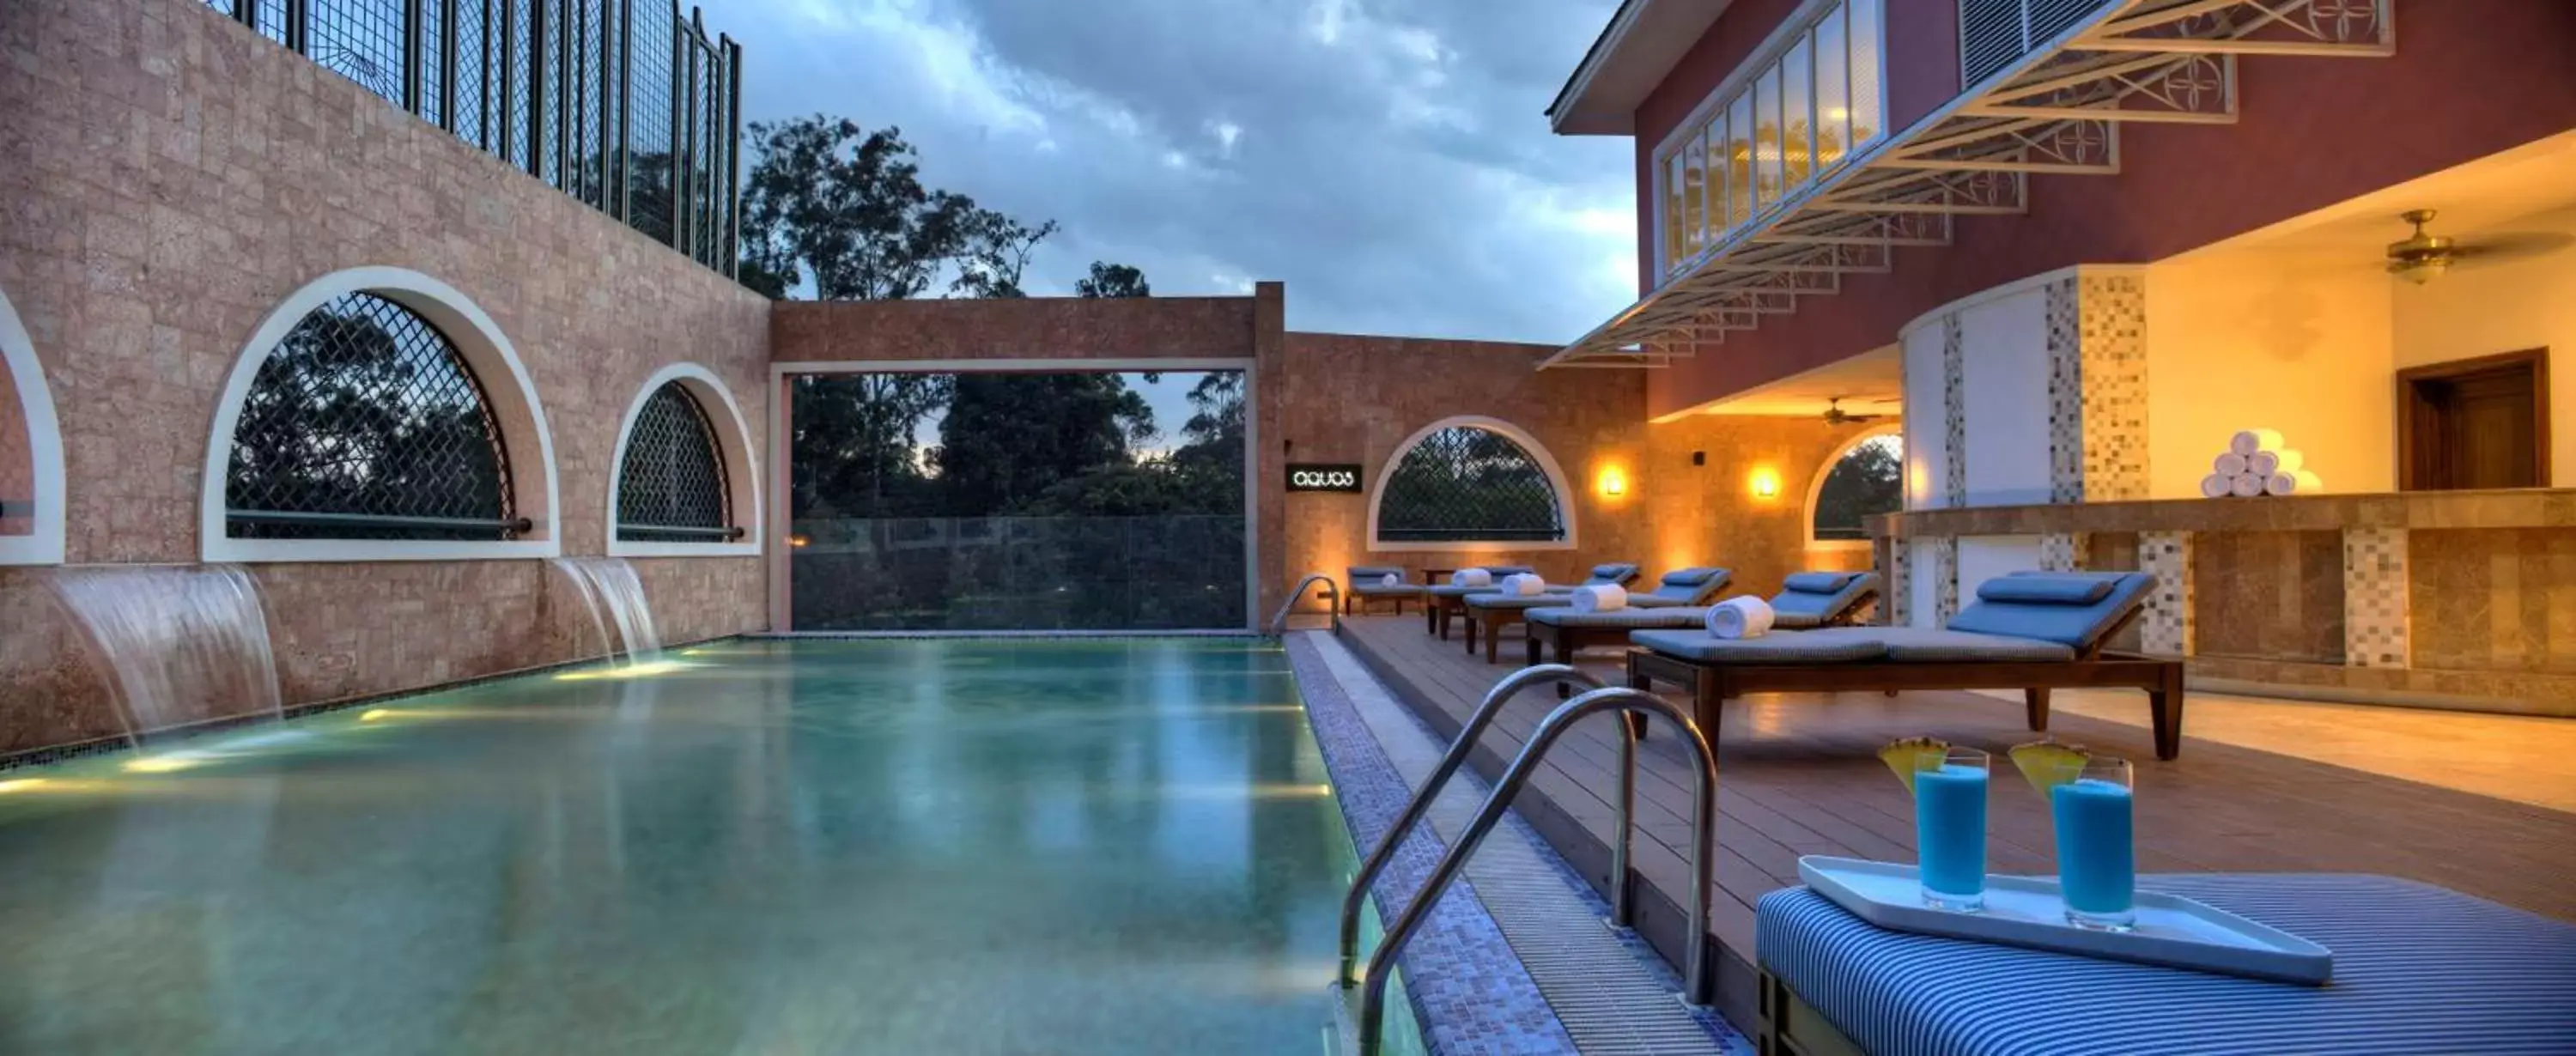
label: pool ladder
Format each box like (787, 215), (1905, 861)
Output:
(1335, 668), (1721, 1056)
(1269, 573), (1341, 634)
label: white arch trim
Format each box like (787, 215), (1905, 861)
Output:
(201, 266), (562, 562)
(605, 362), (763, 558)
(1365, 415), (1578, 553)
(1805, 422), (1904, 552)
(0, 288), (66, 565)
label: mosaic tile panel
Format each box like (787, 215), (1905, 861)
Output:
(1883, 537), (1910, 627)
(2344, 527), (2411, 669)
(2138, 530), (2194, 656)
(2077, 272), (2150, 502)
(1930, 537), (1959, 626)
(1941, 313), (1966, 507)
(2044, 276), (2085, 504)
(2037, 531), (2086, 572)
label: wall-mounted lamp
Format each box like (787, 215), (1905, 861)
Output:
(1598, 467), (1628, 498)
(787, 533), (811, 549)
(1749, 467), (1781, 500)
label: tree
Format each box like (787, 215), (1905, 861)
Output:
(1812, 435), (1903, 540)
(737, 116), (1027, 301)
(1075, 262), (1151, 299)
(934, 374), (1155, 514)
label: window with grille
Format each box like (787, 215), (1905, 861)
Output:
(224, 292), (518, 541)
(616, 381), (734, 543)
(1812, 434), (1903, 541)
(1961, 0), (2114, 85)
(1375, 426), (1568, 543)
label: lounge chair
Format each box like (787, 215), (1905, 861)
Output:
(1520, 567), (1736, 671)
(1421, 565), (1535, 640)
(1625, 571), (2187, 759)
(1341, 566), (1421, 616)
(1460, 562), (1642, 662)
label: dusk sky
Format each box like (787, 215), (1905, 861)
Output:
(720, 0), (1637, 355)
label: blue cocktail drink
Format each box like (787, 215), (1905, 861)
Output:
(2051, 760), (2136, 930)
(1913, 751), (1990, 912)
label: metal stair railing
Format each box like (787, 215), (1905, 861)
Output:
(1353, 687), (1720, 1056)
(1336, 663), (1605, 986)
(1268, 573), (1341, 634)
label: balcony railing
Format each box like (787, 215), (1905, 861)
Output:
(194, 0), (742, 277)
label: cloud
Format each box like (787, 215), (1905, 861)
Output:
(723, 0), (1634, 343)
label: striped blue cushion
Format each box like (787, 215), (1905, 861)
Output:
(1976, 574), (2112, 604)
(1783, 571), (1862, 594)
(1648, 567), (1733, 604)
(1587, 562), (1643, 586)
(1465, 592), (1565, 610)
(1770, 573), (1881, 629)
(1631, 627), (1886, 664)
(1527, 605), (1711, 629)
(1481, 564), (1537, 577)
(1349, 583), (1422, 597)
(1759, 875), (2576, 1056)
(1346, 566), (1406, 582)
(1948, 571), (2153, 648)
(1871, 627), (2073, 662)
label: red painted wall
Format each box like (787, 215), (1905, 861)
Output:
(1627, 0), (2576, 417)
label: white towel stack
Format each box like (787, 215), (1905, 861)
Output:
(1379, 573), (1400, 588)
(1571, 584), (1626, 613)
(1502, 573), (1545, 597)
(1450, 568), (1492, 587)
(2205, 428), (2321, 498)
(1704, 596), (1775, 640)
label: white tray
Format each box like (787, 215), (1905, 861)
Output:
(1797, 856), (2333, 985)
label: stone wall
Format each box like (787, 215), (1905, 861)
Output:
(0, 0), (771, 754)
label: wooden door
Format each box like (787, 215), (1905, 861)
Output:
(2398, 349), (2551, 491)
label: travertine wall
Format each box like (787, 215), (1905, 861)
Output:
(0, 0), (771, 753)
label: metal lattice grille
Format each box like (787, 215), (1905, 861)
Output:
(624, 0), (674, 245)
(616, 381), (732, 542)
(306, 0), (405, 102)
(226, 292), (518, 541)
(1376, 427), (1566, 543)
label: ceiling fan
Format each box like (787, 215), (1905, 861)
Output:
(2385, 208), (2573, 285)
(1822, 397), (1895, 426)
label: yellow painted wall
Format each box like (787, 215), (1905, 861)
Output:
(2144, 257), (2397, 497)
(2392, 242), (2576, 488)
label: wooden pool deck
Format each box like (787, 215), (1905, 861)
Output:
(1326, 616), (2576, 1028)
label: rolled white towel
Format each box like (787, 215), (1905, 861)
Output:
(1450, 568), (1492, 587)
(2198, 473), (2232, 499)
(2230, 428), (2285, 457)
(2253, 448), (2303, 475)
(1571, 584), (1627, 613)
(2264, 469), (2324, 496)
(1503, 573), (1545, 597)
(2228, 473), (2265, 498)
(1704, 595), (1775, 640)
(1379, 573), (1400, 587)
(2214, 452), (2249, 476)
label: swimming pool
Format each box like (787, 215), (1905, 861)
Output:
(0, 638), (1419, 1054)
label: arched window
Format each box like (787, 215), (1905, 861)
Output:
(617, 382), (732, 542)
(607, 363), (760, 557)
(1369, 417), (1575, 550)
(0, 285), (66, 565)
(224, 292), (519, 541)
(203, 267), (561, 562)
(1809, 429), (1904, 547)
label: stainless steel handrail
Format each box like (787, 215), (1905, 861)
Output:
(1356, 687), (1720, 1056)
(1336, 663), (1604, 986)
(1268, 573), (1341, 634)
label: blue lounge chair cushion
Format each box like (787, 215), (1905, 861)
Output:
(1976, 573), (2113, 604)
(1769, 573), (1881, 629)
(1346, 567), (1419, 596)
(1783, 571), (1862, 594)
(1644, 567), (1733, 605)
(1947, 571), (2154, 649)
(1466, 592), (1569, 610)
(1871, 627), (2075, 662)
(1347, 566), (1406, 582)
(1630, 628), (1887, 664)
(1586, 562), (1643, 586)
(1528, 605), (1713, 629)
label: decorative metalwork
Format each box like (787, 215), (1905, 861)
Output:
(1546, 0), (2395, 368)
(191, 0), (740, 276)
(616, 381), (734, 542)
(225, 292), (519, 540)
(1376, 427), (1567, 543)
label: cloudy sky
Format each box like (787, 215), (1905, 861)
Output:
(720, 0), (1638, 347)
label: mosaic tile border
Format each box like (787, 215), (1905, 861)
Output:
(2343, 527), (2410, 669)
(2077, 271), (2150, 502)
(1930, 537), (1960, 626)
(2044, 276), (2085, 504)
(1285, 637), (1578, 1056)
(1881, 537), (1910, 627)
(1941, 312), (1967, 507)
(2138, 531), (2193, 656)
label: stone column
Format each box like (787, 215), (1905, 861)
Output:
(2342, 527), (2410, 668)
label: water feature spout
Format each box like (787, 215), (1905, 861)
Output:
(46, 564), (283, 745)
(548, 556), (662, 665)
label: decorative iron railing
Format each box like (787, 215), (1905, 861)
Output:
(1959, 0), (2113, 85)
(194, 0), (741, 277)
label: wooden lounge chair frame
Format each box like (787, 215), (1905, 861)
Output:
(1623, 607), (2189, 760)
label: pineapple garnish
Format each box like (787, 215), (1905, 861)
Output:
(2008, 738), (2092, 797)
(1878, 737), (1950, 795)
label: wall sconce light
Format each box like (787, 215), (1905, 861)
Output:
(787, 533), (811, 549)
(1598, 467), (1628, 498)
(1749, 467), (1781, 500)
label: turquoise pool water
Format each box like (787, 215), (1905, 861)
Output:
(0, 638), (1409, 1054)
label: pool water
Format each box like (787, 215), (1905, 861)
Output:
(0, 638), (1407, 1055)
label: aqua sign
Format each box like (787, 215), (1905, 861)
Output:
(1287, 464), (1364, 493)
